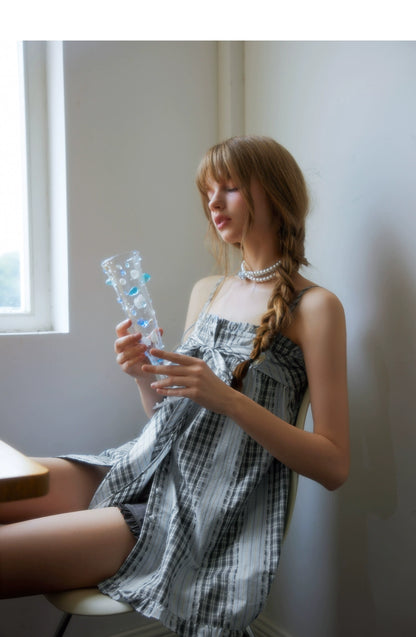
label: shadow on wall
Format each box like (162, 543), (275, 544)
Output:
(337, 225), (416, 637)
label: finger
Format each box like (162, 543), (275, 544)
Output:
(149, 349), (193, 366)
(115, 333), (145, 354)
(151, 375), (186, 390)
(154, 387), (189, 398)
(116, 344), (147, 364)
(115, 319), (132, 337)
(142, 363), (177, 378)
(142, 360), (193, 379)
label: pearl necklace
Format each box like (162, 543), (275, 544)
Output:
(238, 259), (281, 283)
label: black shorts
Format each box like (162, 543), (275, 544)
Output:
(119, 501), (147, 538)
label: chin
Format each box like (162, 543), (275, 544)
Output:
(217, 231), (242, 245)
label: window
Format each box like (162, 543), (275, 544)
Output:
(0, 41), (68, 334)
(0, 42), (28, 317)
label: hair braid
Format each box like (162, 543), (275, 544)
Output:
(231, 258), (297, 391)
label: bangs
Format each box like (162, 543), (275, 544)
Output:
(196, 144), (235, 196)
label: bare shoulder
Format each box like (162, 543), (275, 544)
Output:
(184, 275), (223, 331)
(293, 285), (346, 348)
(298, 285), (345, 316)
(285, 283), (346, 347)
(191, 275), (223, 299)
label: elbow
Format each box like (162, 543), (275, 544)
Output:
(323, 459), (349, 491)
(324, 475), (347, 492)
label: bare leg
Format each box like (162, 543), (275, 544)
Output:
(0, 458), (108, 524)
(0, 506), (136, 598)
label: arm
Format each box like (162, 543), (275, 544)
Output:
(226, 290), (349, 489)
(114, 275), (221, 418)
(143, 288), (349, 491)
(114, 319), (162, 418)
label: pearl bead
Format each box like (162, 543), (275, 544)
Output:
(238, 259), (281, 283)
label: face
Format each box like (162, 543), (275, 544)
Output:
(206, 177), (276, 247)
(206, 179), (248, 245)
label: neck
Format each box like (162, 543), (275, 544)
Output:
(242, 251), (282, 273)
(241, 234), (281, 268)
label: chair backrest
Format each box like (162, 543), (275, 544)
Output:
(283, 387), (310, 539)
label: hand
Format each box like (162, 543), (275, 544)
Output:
(142, 349), (236, 414)
(114, 319), (163, 381)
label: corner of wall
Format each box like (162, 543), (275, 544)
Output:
(217, 42), (245, 140)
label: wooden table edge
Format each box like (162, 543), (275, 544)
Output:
(0, 440), (50, 502)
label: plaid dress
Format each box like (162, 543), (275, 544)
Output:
(64, 308), (308, 636)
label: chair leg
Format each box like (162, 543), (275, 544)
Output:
(52, 612), (72, 637)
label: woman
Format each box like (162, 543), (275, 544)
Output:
(0, 136), (349, 636)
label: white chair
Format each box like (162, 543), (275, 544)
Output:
(46, 588), (256, 637)
(45, 587), (134, 637)
(46, 389), (310, 637)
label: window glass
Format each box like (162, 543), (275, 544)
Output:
(0, 41), (29, 314)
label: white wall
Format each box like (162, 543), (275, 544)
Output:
(2, 40), (416, 637)
(0, 41), (217, 637)
(246, 41), (416, 637)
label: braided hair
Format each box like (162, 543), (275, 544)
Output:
(196, 136), (309, 391)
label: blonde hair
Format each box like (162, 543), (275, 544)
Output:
(196, 135), (309, 390)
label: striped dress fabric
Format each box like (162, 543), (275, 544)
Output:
(64, 306), (308, 636)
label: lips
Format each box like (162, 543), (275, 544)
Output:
(213, 214), (231, 230)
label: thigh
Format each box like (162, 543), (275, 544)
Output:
(0, 506), (136, 598)
(0, 458), (109, 523)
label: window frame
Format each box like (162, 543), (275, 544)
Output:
(0, 41), (68, 334)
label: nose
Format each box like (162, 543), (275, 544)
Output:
(208, 188), (224, 211)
